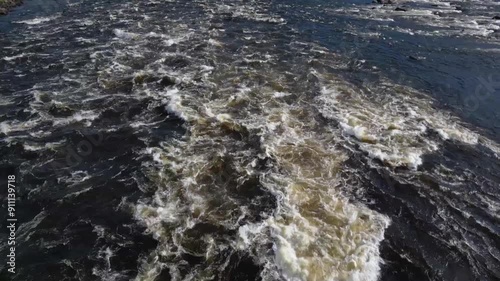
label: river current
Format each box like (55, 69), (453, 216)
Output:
(1, 0), (499, 281)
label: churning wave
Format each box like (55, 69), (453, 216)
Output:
(1, 0), (500, 281)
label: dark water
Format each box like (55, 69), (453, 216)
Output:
(0, 0), (499, 281)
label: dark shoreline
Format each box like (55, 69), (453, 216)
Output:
(0, 0), (23, 15)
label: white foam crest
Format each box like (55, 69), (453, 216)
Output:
(153, 78), (391, 281)
(2, 53), (32, 61)
(241, 98), (389, 281)
(317, 85), (431, 169)
(23, 140), (66, 151)
(14, 211), (47, 243)
(208, 3), (286, 24)
(162, 87), (195, 121)
(126, 5), (389, 279)
(15, 16), (58, 25)
(113, 29), (140, 40)
(479, 137), (500, 160)
(0, 117), (43, 137)
(0, 122), (11, 135)
(135, 81), (390, 281)
(315, 74), (484, 169)
(52, 110), (100, 126)
(92, 267), (128, 281)
(332, 0), (500, 39)
(160, 32), (193, 46)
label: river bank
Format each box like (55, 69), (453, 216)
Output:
(0, 0), (23, 15)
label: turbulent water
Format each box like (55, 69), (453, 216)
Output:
(1, 0), (500, 280)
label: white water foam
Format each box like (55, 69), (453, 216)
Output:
(15, 16), (59, 25)
(314, 72), (486, 169)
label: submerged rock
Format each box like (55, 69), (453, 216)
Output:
(101, 78), (134, 93)
(38, 92), (52, 103)
(163, 56), (190, 69)
(0, 0), (23, 15)
(160, 76), (177, 87)
(133, 74), (158, 85)
(48, 103), (74, 117)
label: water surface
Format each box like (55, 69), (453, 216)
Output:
(1, 0), (499, 280)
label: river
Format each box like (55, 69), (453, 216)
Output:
(1, 0), (499, 280)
